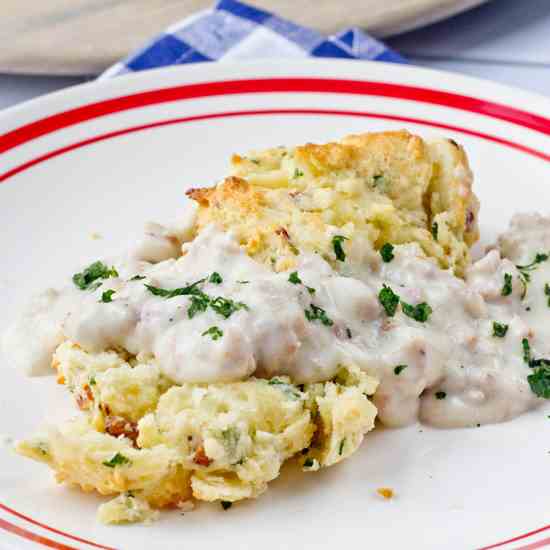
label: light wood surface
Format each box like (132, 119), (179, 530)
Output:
(0, 0), (487, 75)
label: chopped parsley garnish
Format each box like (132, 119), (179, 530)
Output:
(431, 222), (439, 241)
(145, 278), (206, 299)
(402, 301), (432, 323)
(129, 275), (146, 281)
(209, 272), (223, 284)
(73, 261), (118, 291)
(102, 453), (131, 468)
(293, 168), (304, 178)
(492, 322), (508, 338)
(394, 365), (407, 375)
(545, 283), (550, 307)
(378, 285), (400, 317)
(380, 243), (394, 263)
(435, 391), (446, 400)
(89, 376), (96, 386)
(373, 174), (385, 186)
(522, 338), (532, 364)
(289, 271), (302, 285)
(527, 366), (550, 399)
(332, 235), (348, 262)
(100, 289), (115, 303)
(221, 501), (232, 510)
(237, 280), (250, 284)
(202, 326), (223, 340)
(210, 296), (249, 319)
(304, 304), (334, 326)
(516, 253), (549, 298)
(288, 271), (315, 294)
(522, 338), (550, 369)
(338, 438), (346, 456)
(188, 292), (211, 319)
(501, 273), (513, 297)
(303, 458), (314, 468)
(145, 278), (249, 320)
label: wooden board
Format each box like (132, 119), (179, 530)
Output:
(0, 0), (488, 75)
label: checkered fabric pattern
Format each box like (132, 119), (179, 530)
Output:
(101, 0), (405, 79)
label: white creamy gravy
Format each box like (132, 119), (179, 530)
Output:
(3, 213), (549, 429)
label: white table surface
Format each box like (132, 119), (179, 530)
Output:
(0, 0), (549, 112)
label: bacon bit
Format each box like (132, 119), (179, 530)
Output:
(193, 446), (212, 467)
(466, 210), (475, 230)
(100, 403), (112, 416)
(377, 487), (394, 500)
(75, 384), (94, 410)
(105, 416), (139, 445)
(275, 227), (291, 240)
(289, 190), (302, 198)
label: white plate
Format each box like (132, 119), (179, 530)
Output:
(1, 60), (549, 550)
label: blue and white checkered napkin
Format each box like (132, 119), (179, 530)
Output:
(101, 0), (404, 79)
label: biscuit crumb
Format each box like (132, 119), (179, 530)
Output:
(376, 487), (394, 499)
(90, 232), (102, 240)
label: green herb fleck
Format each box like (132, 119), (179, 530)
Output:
(237, 280), (250, 284)
(501, 273), (513, 297)
(431, 222), (439, 241)
(304, 304), (334, 326)
(100, 289), (115, 303)
(188, 292), (211, 319)
(394, 365), (407, 375)
(129, 275), (146, 281)
(527, 365), (550, 398)
(202, 326), (223, 340)
(516, 253), (549, 299)
(73, 261), (118, 291)
(209, 272), (223, 284)
(289, 271), (302, 285)
(373, 174), (385, 187)
(378, 284), (400, 317)
(492, 322), (508, 338)
(102, 453), (131, 468)
(402, 301), (432, 323)
(522, 338), (532, 364)
(221, 501), (232, 510)
(332, 235), (348, 262)
(435, 391), (446, 400)
(289, 271), (315, 294)
(338, 438), (346, 456)
(380, 243), (394, 263)
(303, 458), (314, 468)
(145, 278), (206, 299)
(210, 296), (249, 319)
(89, 376), (96, 386)
(545, 283), (550, 307)
(293, 168), (304, 178)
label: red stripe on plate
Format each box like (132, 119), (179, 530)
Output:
(479, 525), (550, 550)
(0, 108), (549, 184)
(1, 78), (550, 155)
(515, 535), (550, 550)
(0, 517), (79, 550)
(0, 503), (116, 549)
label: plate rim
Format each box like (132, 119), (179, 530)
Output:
(1, 59), (549, 550)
